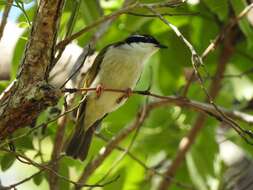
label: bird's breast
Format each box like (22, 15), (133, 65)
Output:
(96, 52), (143, 89)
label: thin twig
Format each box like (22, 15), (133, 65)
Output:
(202, 3), (253, 58)
(13, 0), (31, 26)
(126, 11), (199, 17)
(1, 170), (43, 190)
(0, 0), (13, 41)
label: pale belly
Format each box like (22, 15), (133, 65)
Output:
(84, 58), (143, 129)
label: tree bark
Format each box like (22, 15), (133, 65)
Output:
(0, 0), (65, 138)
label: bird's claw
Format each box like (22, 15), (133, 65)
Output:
(125, 88), (132, 97)
(96, 84), (104, 98)
(116, 88), (132, 104)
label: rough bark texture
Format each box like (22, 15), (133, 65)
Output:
(0, 0), (64, 138)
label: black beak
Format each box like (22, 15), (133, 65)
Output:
(157, 44), (167, 49)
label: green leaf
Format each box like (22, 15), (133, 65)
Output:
(186, 123), (221, 189)
(80, 0), (102, 24)
(124, 16), (152, 33)
(17, 21), (30, 29)
(33, 172), (43, 186)
(17, 2), (35, 24)
(103, 95), (143, 133)
(15, 136), (34, 150)
(186, 153), (209, 190)
(137, 106), (184, 155)
(122, 158), (145, 190)
(1, 153), (15, 171)
(104, 168), (126, 190)
(0, 81), (10, 93)
(58, 159), (70, 190)
(157, 30), (190, 94)
(203, 0), (228, 20)
(190, 14), (219, 52)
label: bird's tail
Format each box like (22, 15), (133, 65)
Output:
(65, 99), (96, 161)
(65, 116), (105, 160)
(65, 124), (95, 161)
(65, 98), (107, 161)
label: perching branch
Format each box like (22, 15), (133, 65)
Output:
(1, 86), (253, 151)
(64, 87), (253, 125)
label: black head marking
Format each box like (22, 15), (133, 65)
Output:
(123, 34), (167, 48)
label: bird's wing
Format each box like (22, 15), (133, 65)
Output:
(84, 44), (112, 88)
(76, 44), (113, 126)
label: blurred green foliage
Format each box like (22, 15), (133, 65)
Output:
(1, 0), (253, 190)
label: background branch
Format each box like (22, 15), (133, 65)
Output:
(0, 0), (13, 41)
(182, 3), (253, 96)
(158, 9), (239, 190)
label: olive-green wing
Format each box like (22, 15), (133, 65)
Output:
(84, 44), (112, 88)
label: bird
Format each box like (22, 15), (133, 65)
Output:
(65, 34), (167, 160)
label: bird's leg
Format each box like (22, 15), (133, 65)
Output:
(116, 88), (132, 104)
(96, 84), (104, 98)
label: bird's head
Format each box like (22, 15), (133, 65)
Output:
(115, 34), (167, 57)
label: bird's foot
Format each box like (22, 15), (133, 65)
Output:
(96, 84), (104, 98)
(125, 88), (132, 98)
(116, 88), (132, 104)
